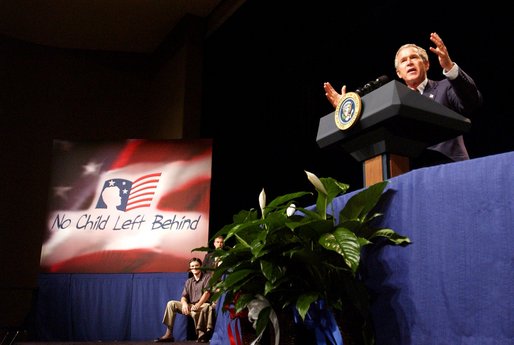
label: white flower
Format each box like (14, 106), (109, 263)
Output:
(305, 170), (327, 195)
(259, 188), (266, 218)
(286, 204), (296, 217)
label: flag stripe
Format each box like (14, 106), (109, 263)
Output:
(125, 203), (152, 212)
(127, 173), (161, 211)
(129, 185), (157, 196)
(133, 173), (162, 184)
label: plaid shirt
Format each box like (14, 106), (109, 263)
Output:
(181, 272), (211, 303)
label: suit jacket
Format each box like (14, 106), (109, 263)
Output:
(422, 68), (482, 161)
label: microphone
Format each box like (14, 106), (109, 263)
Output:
(355, 75), (390, 96)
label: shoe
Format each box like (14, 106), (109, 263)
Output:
(154, 337), (174, 342)
(196, 339), (208, 343)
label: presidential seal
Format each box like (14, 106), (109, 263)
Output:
(334, 92), (362, 130)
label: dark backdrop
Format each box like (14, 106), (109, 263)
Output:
(202, 0), (513, 234)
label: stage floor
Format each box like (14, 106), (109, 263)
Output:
(2, 332), (206, 345)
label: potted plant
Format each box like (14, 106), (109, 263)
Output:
(200, 171), (411, 345)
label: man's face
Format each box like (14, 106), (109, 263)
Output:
(214, 237), (224, 249)
(343, 102), (352, 116)
(396, 47), (429, 88)
(189, 261), (201, 273)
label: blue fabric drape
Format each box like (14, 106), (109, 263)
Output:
(210, 293), (240, 345)
(130, 273), (188, 341)
(36, 273), (188, 341)
(332, 151), (514, 345)
(36, 274), (73, 341)
(294, 300), (344, 345)
(71, 274), (132, 341)
(35, 152), (514, 344)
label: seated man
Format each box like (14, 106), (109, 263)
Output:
(155, 258), (214, 343)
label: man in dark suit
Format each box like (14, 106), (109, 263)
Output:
(203, 235), (225, 269)
(324, 32), (482, 167)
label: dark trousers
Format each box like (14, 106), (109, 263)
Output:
(411, 149), (454, 170)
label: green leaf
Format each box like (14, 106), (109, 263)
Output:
(319, 228), (361, 274)
(250, 237), (267, 258)
(235, 293), (255, 313)
(340, 181), (388, 221)
(369, 228), (412, 245)
(255, 306), (272, 338)
(222, 269), (255, 288)
(264, 280), (276, 295)
(319, 177), (350, 205)
(293, 206), (324, 221)
(267, 191), (312, 209)
(296, 293), (319, 320)
(261, 260), (285, 283)
(232, 209), (259, 224)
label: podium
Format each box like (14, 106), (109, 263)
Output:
(316, 80), (471, 186)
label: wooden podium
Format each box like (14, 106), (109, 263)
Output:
(316, 80), (471, 187)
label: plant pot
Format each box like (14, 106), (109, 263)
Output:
(333, 307), (374, 345)
(238, 309), (316, 345)
(238, 306), (373, 345)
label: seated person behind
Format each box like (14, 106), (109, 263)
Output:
(203, 235), (225, 269)
(155, 258), (214, 343)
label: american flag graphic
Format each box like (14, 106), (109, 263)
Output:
(41, 139), (212, 273)
(95, 173), (162, 212)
